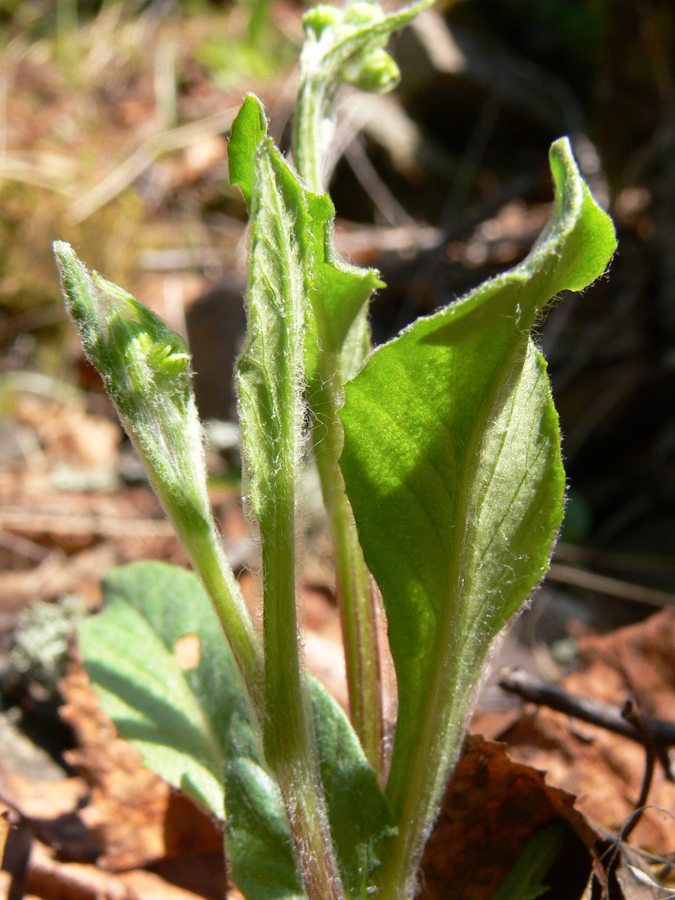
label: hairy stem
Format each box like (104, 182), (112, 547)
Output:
(177, 520), (264, 711)
(261, 486), (345, 900)
(295, 68), (385, 781)
(241, 143), (346, 900)
(312, 373), (384, 780)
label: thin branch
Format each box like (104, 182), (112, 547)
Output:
(499, 668), (675, 748)
(547, 561), (675, 608)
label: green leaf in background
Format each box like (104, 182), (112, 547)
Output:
(80, 561), (393, 900)
(491, 821), (570, 900)
(79, 561), (302, 900)
(339, 137), (617, 895)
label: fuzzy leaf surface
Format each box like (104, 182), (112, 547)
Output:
(228, 94), (381, 384)
(234, 104), (309, 529)
(80, 561), (393, 899)
(79, 561), (302, 900)
(54, 243), (212, 544)
(339, 138), (617, 835)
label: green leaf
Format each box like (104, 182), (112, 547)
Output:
(228, 93), (269, 210)
(80, 562), (394, 900)
(234, 112), (309, 530)
(305, 190), (382, 381)
(54, 243), (209, 542)
(228, 96), (393, 897)
(228, 95), (381, 384)
(339, 137), (616, 892)
(55, 242), (261, 707)
(491, 821), (570, 900)
(310, 678), (395, 897)
(79, 561), (302, 900)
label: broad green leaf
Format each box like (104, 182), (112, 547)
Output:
(339, 138), (616, 890)
(79, 561), (302, 900)
(80, 562), (394, 900)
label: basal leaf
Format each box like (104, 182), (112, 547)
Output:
(339, 138), (616, 892)
(80, 595), (224, 815)
(79, 561), (303, 900)
(309, 678), (395, 897)
(81, 561), (393, 900)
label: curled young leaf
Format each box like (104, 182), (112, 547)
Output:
(54, 242), (209, 538)
(55, 242), (262, 702)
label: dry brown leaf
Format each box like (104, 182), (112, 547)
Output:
(16, 397), (121, 469)
(26, 841), (213, 900)
(419, 734), (598, 900)
(473, 609), (675, 855)
(60, 663), (222, 872)
(0, 802), (11, 866)
(0, 758), (95, 861)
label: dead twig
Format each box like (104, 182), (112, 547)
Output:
(499, 668), (675, 748)
(620, 699), (657, 840)
(547, 561), (675, 608)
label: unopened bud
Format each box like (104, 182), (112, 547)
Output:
(342, 47), (401, 93)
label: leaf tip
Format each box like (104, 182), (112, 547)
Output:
(228, 93), (269, 209)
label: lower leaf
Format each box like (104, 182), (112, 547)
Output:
(79, 561), (393, 900)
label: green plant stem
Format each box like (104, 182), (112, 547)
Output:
(243, 144), (345, 900)
(261, 492), (345, 900)
(294, 72), (332, 197)
(179, 522), (264, 710)
(312, 373), (384, 780)
(295, 74), (385, 781)
(258, 389), (345, 899)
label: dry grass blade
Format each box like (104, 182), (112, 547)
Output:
(68, 108), (238, 223)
